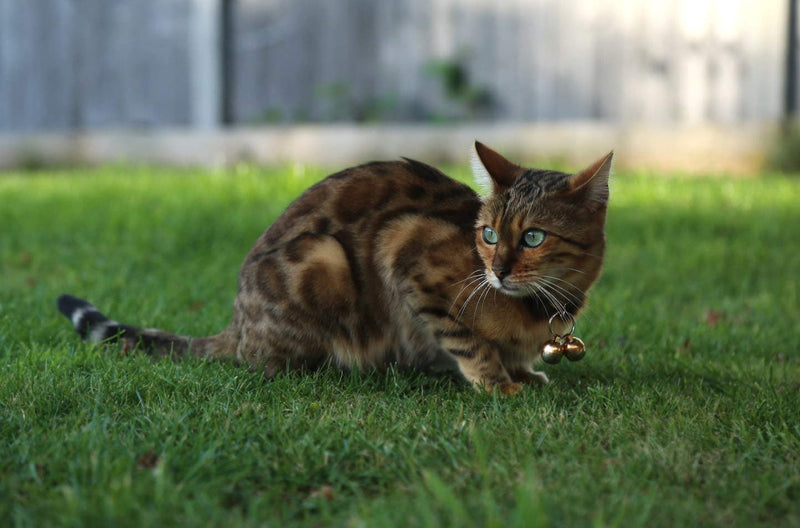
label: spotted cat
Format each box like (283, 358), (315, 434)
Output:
(57, 142), (612, 394)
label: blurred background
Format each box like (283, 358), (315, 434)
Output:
(0, 0), (796, 173)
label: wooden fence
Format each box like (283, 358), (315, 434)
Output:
(0, 0), (790, 131)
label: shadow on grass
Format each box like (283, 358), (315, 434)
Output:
(261, 359), (737, 402)
(553, 361), (735, 395)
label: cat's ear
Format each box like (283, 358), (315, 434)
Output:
(472, 141), (521, 194)
(567, 151), (613, 208)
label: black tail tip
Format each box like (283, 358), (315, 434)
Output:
(57, 294), (93, 318)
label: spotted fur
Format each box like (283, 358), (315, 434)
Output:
(57, 142), (612, 394)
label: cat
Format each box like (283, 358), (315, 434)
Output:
(57, 142), (612, 394)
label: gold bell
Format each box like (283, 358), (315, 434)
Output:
(541, 339), (565, 364)
(542, 313), (588, 365)
(563, 336), (586, 362)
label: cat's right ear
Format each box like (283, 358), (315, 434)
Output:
(567, 150), (613, 209)
(471, 141), (521, 194)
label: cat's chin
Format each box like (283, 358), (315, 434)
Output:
(497, 286), (529, 298)
(487, 278), (529, 298)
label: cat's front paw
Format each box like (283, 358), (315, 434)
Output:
(474, 379), (524, 395)
(510, 369), (549, 386)
(497, 381), (523, 396)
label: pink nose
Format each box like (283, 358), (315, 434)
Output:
(492, 265), (510, 279)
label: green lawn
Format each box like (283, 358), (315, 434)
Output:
(1, 164), (799, 527)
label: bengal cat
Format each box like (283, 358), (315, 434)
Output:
(57, 142), (612, 394)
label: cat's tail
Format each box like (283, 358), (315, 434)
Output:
(56, 294), (235, 361)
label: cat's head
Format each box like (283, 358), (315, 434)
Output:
(472, 141), (612, 315)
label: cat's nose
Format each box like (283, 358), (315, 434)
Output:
(492, 265), (510, 280)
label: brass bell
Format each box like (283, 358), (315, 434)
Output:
(563, 336), (586, 362)
(541, 339), (564, 364)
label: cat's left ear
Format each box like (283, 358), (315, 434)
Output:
(567, 151), (613, 209)
(471, 141), (523, 194)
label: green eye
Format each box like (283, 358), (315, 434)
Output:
(482, 226), (498, 245)
(522, 229), (546, 248)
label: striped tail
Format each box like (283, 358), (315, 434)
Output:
(56, 294), (229, 359)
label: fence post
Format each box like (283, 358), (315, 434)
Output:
(220, 0), (235, 126)
(190, 0), (222, 129)
(785, 0), (798, 126)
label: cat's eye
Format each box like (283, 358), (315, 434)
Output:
(522, 229), (546, 248)
(482, 226), (498, 245)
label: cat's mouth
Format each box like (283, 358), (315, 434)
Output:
(486, 273), (529, 298)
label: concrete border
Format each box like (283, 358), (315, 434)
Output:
(0, 122), (774, 174)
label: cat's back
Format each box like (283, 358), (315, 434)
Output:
(256, 159), (481, 249)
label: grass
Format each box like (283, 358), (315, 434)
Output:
(1, 163), (799, 527)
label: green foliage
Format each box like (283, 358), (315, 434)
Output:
(311, 82), (400, 123)
(1, 165), (799, 527)
(425, 55), (495, 120)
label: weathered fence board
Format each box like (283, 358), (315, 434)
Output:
(0, 0), (193, 131)
(0, 0), (789, 131)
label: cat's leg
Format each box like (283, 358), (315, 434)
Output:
(414, 310), (520, 394)
(235, 232), (359, 376)
(233, 309), (331, 379)
(452, 343), (523, 395)
(377, 219), (521, 393)
(503, 354), (550, 386)
(507, 368), (549, 386)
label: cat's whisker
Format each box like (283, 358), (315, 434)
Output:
(466, 280), (492, 324)
(576, 251), (604, 260)
(526, 282), (549, 308)
(536, 276), (585, 307)
(538, 276), (592, 313)
(540, 277), (591, 312)
(455, 278), (489, 322)
(473, 281), (494, 326)
(449, 274), (489, 318)
(534, 281), (568, 317)
(539, 274), (583, 293)
(517, 271), (580, 307)
(524, 284), (549, 314)
(451, 270), (485, 286)
(449, 277), (485, 305)
(540, 266), (586, 276)
(526, 283), (562, 319)
(536, 273), (587, 296)
(450, 273), (487, 302)
(470, 286), (485, 326)
(535, 281), (577, 308)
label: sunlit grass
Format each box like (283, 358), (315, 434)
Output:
(1, 164), (799, 527)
